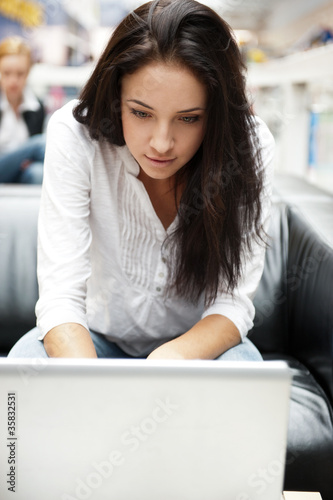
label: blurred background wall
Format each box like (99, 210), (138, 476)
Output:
(1, 0), (332, 192)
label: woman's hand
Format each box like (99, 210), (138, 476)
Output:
(147, 314), (241, 360)
(147, 343), (186, 360)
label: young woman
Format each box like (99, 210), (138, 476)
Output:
(0, 36), (45, 184)
(8, 0), (274, 360)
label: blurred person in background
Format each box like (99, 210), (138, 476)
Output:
(0, 36), (45, 184)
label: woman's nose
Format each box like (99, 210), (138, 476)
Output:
(149, 123), (174, 154)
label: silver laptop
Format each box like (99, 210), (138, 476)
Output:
(0, 358), (291, 500)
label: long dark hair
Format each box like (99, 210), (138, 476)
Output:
(73, 0), (265, 306)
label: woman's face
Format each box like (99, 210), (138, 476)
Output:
(0, 54), (30, 104)
(121, 62), (207, 183)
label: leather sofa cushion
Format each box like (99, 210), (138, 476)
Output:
(0, 186), (40, 350)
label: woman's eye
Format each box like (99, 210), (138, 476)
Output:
(131, 109), (150, 119)
(180, 116), (199, 124)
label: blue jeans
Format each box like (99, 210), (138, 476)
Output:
(0, 133), (45, 184)
(7, 327), (263, 361)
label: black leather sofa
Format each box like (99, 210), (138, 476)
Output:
(0, 184), (332, 498)
(249, 202), (333, 499)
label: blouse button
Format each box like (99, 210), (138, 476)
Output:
(156, 287), (162, 292)
(158, 272), (164, 278)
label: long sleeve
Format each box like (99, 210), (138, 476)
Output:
(35, 107), (93, 338)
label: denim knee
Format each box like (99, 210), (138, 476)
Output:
(29, 133), (46, 162)
(7, 327), (48, 358)
(216, 337), (263, 362)
(18, 162), (43, 184)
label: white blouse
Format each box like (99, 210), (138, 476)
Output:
(36, 100), (275, 357)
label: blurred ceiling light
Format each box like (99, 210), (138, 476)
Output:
(113, 0), (242, 11)
(61, 0), (100, 29)
(234, 30), (258, 45)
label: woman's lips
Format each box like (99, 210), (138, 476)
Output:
(145, 155), (176, 168)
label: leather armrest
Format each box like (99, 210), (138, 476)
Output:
(250, 203), (333, 404)
(286, 206), (333, 404)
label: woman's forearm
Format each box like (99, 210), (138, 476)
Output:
(43, 323), (98, 358)
(147, 314), (241, 360)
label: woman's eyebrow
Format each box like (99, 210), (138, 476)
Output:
(177, 107), (206, 113)
(126, 99), (205, 113)
(127, 99), (154, 110)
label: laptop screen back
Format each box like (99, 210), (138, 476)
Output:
(0, 359), (291, 500)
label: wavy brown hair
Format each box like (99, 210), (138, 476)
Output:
(73, 0), (265, 306)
